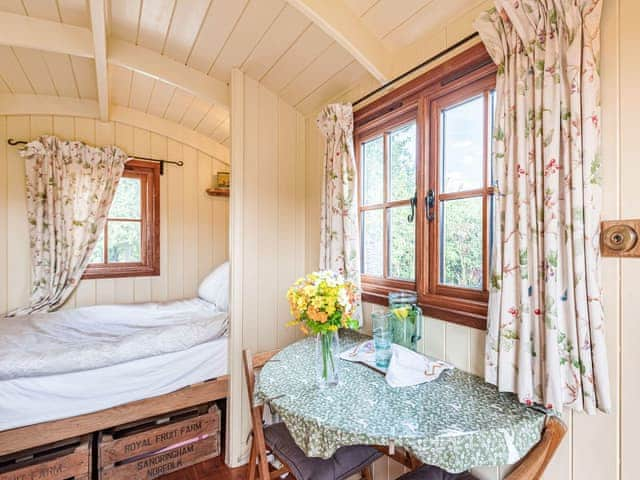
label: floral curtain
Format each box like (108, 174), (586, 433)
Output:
(317, 104), (362, 323)
(8, 136), (128, 316)
(475, 0), (610, 413)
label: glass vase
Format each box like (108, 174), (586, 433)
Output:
(315, 330), (340, 388)
(388, 291), (422, 351)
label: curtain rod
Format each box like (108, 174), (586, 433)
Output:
(352, 31), (481, 108)
(7, 138), (183, 175)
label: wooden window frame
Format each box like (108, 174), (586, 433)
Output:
(357, 106), (419, 303)
(83, 160), (160, 279)
(354, 43), (497, 329)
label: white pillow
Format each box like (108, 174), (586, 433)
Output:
(198, 261), (230, 311)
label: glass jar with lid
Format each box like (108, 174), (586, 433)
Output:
(388, 291), (422, 351)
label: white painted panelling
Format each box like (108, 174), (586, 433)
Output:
(109, 0), (141, 43)
(57, 0), (90, 27)
(163, 88), (194, 124)
(0, 114), (229, 314)
(128, 71), (154, 111)
(280, 42), (353, 106)
(11, 47), (56, 95)
(180, 97), (211, 130)
(146, 79), (175, 118)
(295, 60), (368, 114)
(22, 0), (59, 22)
(0, 46), (34, 94)
(162, 0), (211, 64)
(361, 0), (430, 40)
(108, 63), (132, 106)
(241, 4), (310, 81)
(261, 24), (333, 92)
(187, 0), (248, 74)
(209, 0), (285, 81)
(137, 0), (175, 52)
(42, 52), (80, 98)
(70, 56), (97, 99)
(195, 105), (226, 137)
(343, 0), (378, 17)
(228, 69), (306, 467)
(383, 0), (482, 49)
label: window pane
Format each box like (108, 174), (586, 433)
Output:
(362, 137), (384, 205)
(389, 206), (415, 281)
(440, 197), (482, 289)
(441, 95), (484, 193)
(88, 230), (105, 264)
(389, 122), (416, 201)
(362, 209), (383, 277)
(109, 177), (142, 219)
(107, 221), (142, 263)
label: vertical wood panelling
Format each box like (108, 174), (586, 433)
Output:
(620, 0), (639, 479)
(0, 115), (229, 316)
(257, 84), (278, 353)
(6, 116), (29, 311)
(166, 139), (184, 300)
(228, 69), (307, 467)
(197, 151), (214, 282)
(0, 117), (6, 314)
(182, 145), (199, 297)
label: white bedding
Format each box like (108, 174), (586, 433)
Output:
(0, 336), (228, 431)
(0, 298), (228, 380)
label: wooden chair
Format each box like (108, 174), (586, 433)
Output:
(395, 416), (567, 480)
(242, 349), (381, 480)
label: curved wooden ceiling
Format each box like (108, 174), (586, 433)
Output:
(0, 0), (482, 148)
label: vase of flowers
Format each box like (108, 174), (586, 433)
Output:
(286, 271), (359, 388)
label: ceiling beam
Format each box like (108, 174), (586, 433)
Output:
(109, 39), (229, 109)
(285, 0), (393, 83)
(0, 11), (93, 57)
(89, 0), (109, 121)
(0, 94), (99, 117)
(0, 12), (229, 110)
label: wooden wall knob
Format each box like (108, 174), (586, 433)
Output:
(602, 223), (638, 255)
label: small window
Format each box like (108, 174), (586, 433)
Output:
(83, 160), (160, 279)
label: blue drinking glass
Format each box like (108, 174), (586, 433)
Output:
(372, 311), (392, 368)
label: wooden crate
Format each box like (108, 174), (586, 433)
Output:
(98, 404), (220, 480)
(0, 437), (91, 480)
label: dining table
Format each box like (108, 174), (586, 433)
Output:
(255, 329), (548, 474)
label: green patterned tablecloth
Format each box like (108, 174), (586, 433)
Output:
(256, 330), (546, 473)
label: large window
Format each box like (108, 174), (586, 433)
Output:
(355, 44), (496, 329)
(83, 160), (160, 279)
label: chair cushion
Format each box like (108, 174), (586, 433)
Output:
(398, 465), (478, 480)
(264, 422), (382, 480)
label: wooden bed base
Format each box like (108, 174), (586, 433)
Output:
(0, 375), (229, 457)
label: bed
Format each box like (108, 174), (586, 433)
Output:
(0, 297), (229, 433)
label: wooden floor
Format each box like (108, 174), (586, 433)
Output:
(159, 457), (248, 480)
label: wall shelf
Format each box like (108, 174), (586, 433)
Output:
(206, 188), (230, 197)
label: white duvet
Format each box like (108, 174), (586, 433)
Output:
(0, 298), (228, 380)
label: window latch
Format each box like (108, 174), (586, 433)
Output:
(425, 189), (435, 222)
(407, 192), (417, 223)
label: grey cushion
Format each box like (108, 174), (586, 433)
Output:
(264, 422), (382, 480)
(398, 465), (478, 480)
